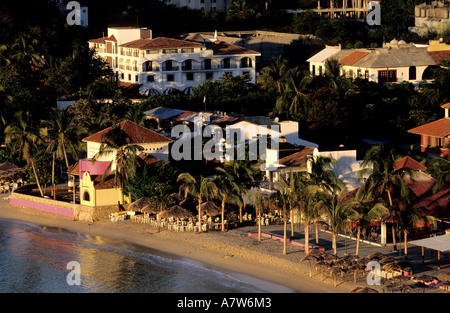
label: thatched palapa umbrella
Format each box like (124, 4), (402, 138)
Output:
(128, 197), (150, 212)
(141, 202), (159, 215)
(160, 205), (193, 220)
(197, 201), (220, 217)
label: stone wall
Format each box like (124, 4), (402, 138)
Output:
(9, 191), (120, 222)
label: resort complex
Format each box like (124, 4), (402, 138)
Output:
(1, 0), (450, 295)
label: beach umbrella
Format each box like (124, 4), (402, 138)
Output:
(197, 201), (220, 216)
(128, 197), (151, 212)
(160, 205), (194, 219)
(141, 203), (158, 215)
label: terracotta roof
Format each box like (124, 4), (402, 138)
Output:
(278, 146), (315, 168)
(88, 35), (117, 44)
(428, 50), (450, 64)
(408, 118), (450, 137)
(67, 162), (79, 176)
(138, 153), (165, 166)
(403, 171), (450, 218)
(338, 51), (369, 66)
(119, 37), (202, 49)
(393, 156), (427, 171)
(91, 174), (117, 189)
(205, 41), (260, 56)
(441, 103), (450, 109)
(83, 120), (172, 144)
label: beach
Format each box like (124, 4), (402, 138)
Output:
(0, 195), (446, 294)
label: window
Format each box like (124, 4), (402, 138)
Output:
(135, 75), (139, 82)
(128, 74), (132, 81)
(318, 66), (323, 75)
(83, 191), (90, 202)
(204, 59), (212, 70)
(167, 74), (174, 82)
(146, 49), (159, 54)
(186, 73), (194, 81)
(378, 70), (397, 83)
(183, 60), (192, 70)
(223, 58), (231, 69)
(409, 66), (416, 80)
(163, 49), (177, 54)
(240, 57), (251, 68)
(364, 70), (369, 80)
(206, 72), (213, 80)
(181, 48), (194, 53)
(312, 65), (315, 75)
(147, 75), (155, 82)
(121, 73), (124, 79)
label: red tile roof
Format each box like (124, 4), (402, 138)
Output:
(338, 51), (369, 66)
(88, 35), (117, 44)
(393, 156), (427, 171)
(428, 50), (450, 64)
(119, 37), (202, 49)
(278, 146), (315, 168)
(205, 41), (260, 56)
(83, 120), (172, 144)
(441, 103), (450, 109)
(408, 118), (450, 137)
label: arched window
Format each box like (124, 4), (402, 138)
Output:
(83, 191), (90, 202)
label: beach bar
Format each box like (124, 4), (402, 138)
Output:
(409, 233), (450, 269)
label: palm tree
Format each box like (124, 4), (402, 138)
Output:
(177, 173), (218, 232)
(306, 154), (343, 193)
(353, 185), (388, 256)
(4, 111), (45, 196)
(43, 107), (86, 169)
(213, 175), (242, 232)
(319, 188), (358, 256)
(226, 0), (256, 20)
(296, 181), (322, 255)
(426, 156), (450, 194)
(92, 123), (143, 201)
(397, 201), (435, 259)
(274, 68), (312, 120)
(357, 144), (415, 250)
(216, 160), (260, 222)
(245, 188), (275, 241)
(270, 180), (293, 255)
(10, 34), (43, 68)
(257, 56), (288, 93)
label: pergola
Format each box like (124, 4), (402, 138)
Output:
(409, 234), (450, 269)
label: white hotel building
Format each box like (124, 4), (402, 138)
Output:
(88, 27), (260, 95)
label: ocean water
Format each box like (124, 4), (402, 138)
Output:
(0, 218), (288, 293)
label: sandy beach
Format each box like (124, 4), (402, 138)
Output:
(0, 195), (447, 294)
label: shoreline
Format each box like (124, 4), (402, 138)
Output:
(0, 196), (362, 293)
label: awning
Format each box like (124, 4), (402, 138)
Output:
(409, 234), (450, 252)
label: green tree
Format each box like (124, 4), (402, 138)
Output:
(123, 162), (179, 211)
(216, 160), (260, 222)
(357, 144), (415, 250)
(274, 67), (311, 120)
(353, 185), (388, 256)
(4, 111), (45, 196)
(43, 107), (86, 169)
(426, 156), (450, 194)
(226, 0), (257, 20)
(177, 173), (218, 232)
(245, 188), (275, 241)
(213, 175), (242, 231)
(257, 56), (289, 93)
(93, 123), (143, 201)
(319, 188), (358, 255)
(295, 179), (322, 255)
